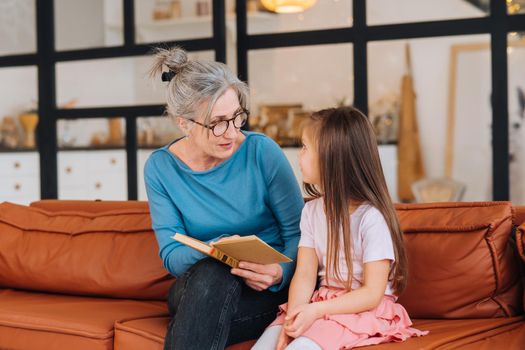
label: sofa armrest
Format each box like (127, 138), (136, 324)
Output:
(517, 223), (525, 263)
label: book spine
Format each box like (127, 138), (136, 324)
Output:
(210, 248), (239, 268)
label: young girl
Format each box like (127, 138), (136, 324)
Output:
(252, 107), (427, 350)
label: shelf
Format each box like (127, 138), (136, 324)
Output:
(0, 147), (37, 153)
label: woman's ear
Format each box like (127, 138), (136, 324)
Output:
(176, 116), (190, 135)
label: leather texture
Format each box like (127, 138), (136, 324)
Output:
(0, 199), (524, 349)
(396, 202), (522, 318)
(0, 289), (167, 350)
(0, 201), (174, 300)
(113, 315), (525, 350)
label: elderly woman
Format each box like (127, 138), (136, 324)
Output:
(144, 46), (304, 350)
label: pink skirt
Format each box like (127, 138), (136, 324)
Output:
(269, 286), (428, 350)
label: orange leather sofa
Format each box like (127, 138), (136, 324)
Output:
(0, 200), (524, 350)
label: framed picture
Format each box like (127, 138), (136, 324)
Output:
(446, 38), (525, 201)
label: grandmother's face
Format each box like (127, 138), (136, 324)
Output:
(188, 88), (244, 161)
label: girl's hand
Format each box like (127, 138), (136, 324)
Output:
(283, 303), (321, 338)
(276, 326), (291, 350)
(230, 262), (283, 291)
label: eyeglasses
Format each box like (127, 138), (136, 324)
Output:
(190, 108), (249, 137)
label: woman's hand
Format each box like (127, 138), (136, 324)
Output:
(230, 262), (283, 291)
(283, 303), (321, 338)
(276, 325), (291, 350)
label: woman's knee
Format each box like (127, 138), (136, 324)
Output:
(169, 258), (241, 307)
(190, 258), (239, 288)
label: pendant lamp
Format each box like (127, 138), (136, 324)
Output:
(260, 0), (317, 14)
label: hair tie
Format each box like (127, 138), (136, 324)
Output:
(161, 70), (176, 82)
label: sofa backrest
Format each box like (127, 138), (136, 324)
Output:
(515, 206), (525, 227)
(0, 200), (173, 300)
(515, 206), (525, 312)
(396, 201), (523, 319)
(30, 199), (150, 213)
(0, 200), (523, 317)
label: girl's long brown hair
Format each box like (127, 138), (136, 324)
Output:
(303, 106), (407, 295)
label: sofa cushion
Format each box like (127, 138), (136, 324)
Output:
(395, 202), (522, 318)
(517, 221), (525, 313)
(517, 222), (525, 264)
(114, 315), (525, 350)
(114, 316), (257, 350)
(0, 289), (168, 350)
(0, 202), (174, 299)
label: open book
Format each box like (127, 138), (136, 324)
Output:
(172, 233), (292, 268)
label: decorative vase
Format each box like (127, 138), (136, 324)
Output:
(108, 118), (123, 145)
(18, 112), (39, 149)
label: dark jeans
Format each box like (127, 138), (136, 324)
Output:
(164, 257), (289, 350)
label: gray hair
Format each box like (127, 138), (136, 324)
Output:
(150, 46), (249, 125)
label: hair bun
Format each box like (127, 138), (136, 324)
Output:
(163, 46), (188, 73)
(150, 46), (189, 78)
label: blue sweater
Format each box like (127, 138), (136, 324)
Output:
(144, 131), (304, 291)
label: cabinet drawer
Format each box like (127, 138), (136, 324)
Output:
(88, 151), (126, 174)
(58, 152), (88, 188)
(87, 173), (127, 200)
(138, 150), (153, 201)
(0, 153), (39, 176)
(0, 196), (36, 206)
(59, 188), (88, 200)
(0, 176), (40, 200)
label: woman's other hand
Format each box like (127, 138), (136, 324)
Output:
(230, 262), (283, 291)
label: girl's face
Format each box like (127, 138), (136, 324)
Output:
(299, 127), (321, 185)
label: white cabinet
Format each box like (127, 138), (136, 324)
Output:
(58, 150), (127, 200)
(0, 152), (40, 205)
(138, 149), (154, 201)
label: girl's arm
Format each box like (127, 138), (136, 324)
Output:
(313, 259), (390, 316)
(287, 247), (319, 312)
(284, 259), (390, 338)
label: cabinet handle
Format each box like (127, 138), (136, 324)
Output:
(65, 166), (72, 174)
(14, 183), (21, 191)
(95, 182), (102, 190)
(13, 161), (21, 169)
(110, 158), (117, 165)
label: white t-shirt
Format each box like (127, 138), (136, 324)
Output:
(298, 197), (396, 296)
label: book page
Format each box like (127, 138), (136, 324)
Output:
(213, 235), (292, 264)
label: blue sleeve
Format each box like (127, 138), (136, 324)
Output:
(144, 156), (225, 277)
(259, 139), (304, 292)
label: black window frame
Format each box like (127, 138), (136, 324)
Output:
(0, 0), (523, 201)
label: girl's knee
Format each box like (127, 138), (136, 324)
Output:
(251, 326), (282, 350)
(286, 337), (322, 350)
